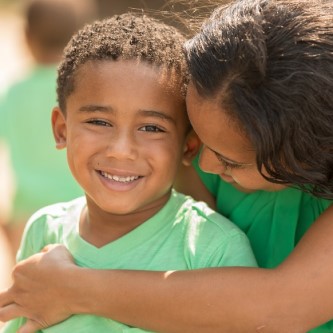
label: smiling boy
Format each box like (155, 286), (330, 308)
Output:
(2, 13), (256, 333)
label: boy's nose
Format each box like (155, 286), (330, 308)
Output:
(106, 132), (138, 160)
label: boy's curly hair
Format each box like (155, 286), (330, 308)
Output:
(57, 12), (188, 111)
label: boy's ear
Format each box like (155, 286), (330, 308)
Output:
(182, 130), (201, 167)
(52, 107), (67, 150)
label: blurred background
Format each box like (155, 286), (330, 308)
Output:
(0, 0), (208, 97)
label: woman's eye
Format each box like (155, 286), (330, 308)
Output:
(214, 152), (243, 169)
(222, 160), (243, 170)
(87, 119), (111, 127)
(140, 125), (164, 132)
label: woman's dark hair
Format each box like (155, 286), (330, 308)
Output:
(185, 0), (333, 198)
(57, 12), (188, 112)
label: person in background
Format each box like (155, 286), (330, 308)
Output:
(0, 0), (97, 259)
(0, 142), (15, 331)
(1, 12), (256, 333)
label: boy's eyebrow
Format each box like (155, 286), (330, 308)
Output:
(78, 105), (114, 113)
(78, 106), (175, 124)
(78, 106), (176, 125)
(138, 109), (176, 124)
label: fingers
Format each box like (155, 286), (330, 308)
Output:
(41, 244), (74, 262)
(41, 244), (61, 253)
(40, 244), (75, 267)
(0, 303), (24, 322)
(0, 287), (14, 307)
(17, 319), (43, 333)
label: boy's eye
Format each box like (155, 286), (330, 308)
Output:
(139, 125), (164, 133)
(86, 119), (111, 127)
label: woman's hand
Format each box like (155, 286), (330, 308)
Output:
(0, 244), (76, 333)
(2, 205), (333, 333)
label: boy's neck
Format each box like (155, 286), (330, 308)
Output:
(79, 192), (171, 248)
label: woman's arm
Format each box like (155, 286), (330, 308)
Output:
(1, 205), (333, 333)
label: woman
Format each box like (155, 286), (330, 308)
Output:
(1, 0), (332, 332)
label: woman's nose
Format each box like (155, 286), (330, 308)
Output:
(199, 145), (223, 175)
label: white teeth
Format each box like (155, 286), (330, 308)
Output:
(100, 171), (139, 183)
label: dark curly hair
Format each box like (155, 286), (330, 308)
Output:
(57, 12), (188, 111)
(185, 0), (333, 199)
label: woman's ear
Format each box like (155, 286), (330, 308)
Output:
(182, 129), (201, 166)
(52, 107), (67, 150)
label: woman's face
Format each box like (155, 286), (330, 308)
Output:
(186, 83), (286, 192)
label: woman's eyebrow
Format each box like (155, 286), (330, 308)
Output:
(209, 147), (253, 165)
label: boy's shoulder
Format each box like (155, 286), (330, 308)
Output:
(26, 196), (86, 230)
(173, 190), (245, 237)
(16, 196), (86, 262)
(172, 190), (257, 268)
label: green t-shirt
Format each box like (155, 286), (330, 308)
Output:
(0, 65), (82, 222)
(193, 156), (333, 333)
(3, 190), (257, 333)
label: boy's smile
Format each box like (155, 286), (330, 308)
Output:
(52, 59), (190, 244)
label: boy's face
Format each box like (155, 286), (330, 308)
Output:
(52, 59), (194, 218)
